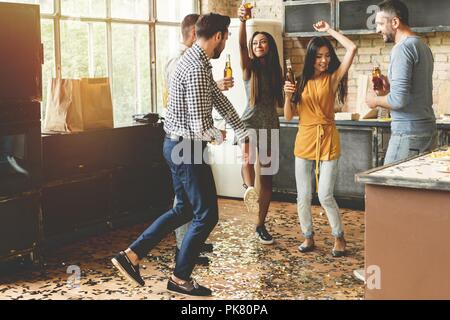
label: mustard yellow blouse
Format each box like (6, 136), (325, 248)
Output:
(294, 73), (341, 188)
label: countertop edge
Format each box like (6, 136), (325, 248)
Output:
(356, 173), (450, 192)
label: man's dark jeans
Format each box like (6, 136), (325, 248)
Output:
(129, 136), (218, 280)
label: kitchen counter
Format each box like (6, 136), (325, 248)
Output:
(279, 116), (450, 129)
(357, 152), (450, 192)
(356, 148), (450, 300)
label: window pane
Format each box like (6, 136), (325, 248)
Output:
(155, 25), (181, 112)
(91, 24), (108, 77)
(61, 0), (106, 17)
(111, 0), (149, 20)
(41, 19), (54, 119)
(112, 24), (150, 125)
(156, 0), (196, 22)
(0, 0), (53, 14)
(61, 21), (107, 78)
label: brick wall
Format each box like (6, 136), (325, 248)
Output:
(201, 0), (450, 113)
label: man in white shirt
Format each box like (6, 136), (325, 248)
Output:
(164, 14), (234, 267)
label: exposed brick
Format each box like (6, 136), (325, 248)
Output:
(435, 63), (450, 71)
(284, 40), (293, 49)
(438, 71), (450, 80)
(360, 39), (372, 47)
(358, 55), (371, 63)
(434, 54), (448, 62)
(355, 63), (374, 71)
(431, 47), (450, 54)
(290, 48), (306, 56)
(429, 37), (442, 46)
(381, 47), (394, 55)
(371, 56), (384, 65)
(358, 47), (381, 55)
(372, 39), (386, 47)
(293, 39), (308, 49)
(336, 48), (346, 55)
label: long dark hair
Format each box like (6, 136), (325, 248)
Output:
(248, 32), (284, 108)
(296, 36), (347, 105)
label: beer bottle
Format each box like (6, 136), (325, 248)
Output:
(285, 59), (298, 103)
(372, 66), (389, 119)
(224, 54), (233, 78)
(242, 1), (254, 21)
(372, 66), (383, 91)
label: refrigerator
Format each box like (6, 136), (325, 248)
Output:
(208, 19), (283, 198)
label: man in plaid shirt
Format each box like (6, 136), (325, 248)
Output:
(112, 13), (248, 296)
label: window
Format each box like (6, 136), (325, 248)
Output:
(112, 24), (150, 123)
(111, 0), (149, 20)
(156, 0), (196, 22)
(4, 0), (53, 14)
(155, 0), (197, 112)
(155, 26), (181, 111)
(61, 0), (106, 17)
(0, 0), (199, 123)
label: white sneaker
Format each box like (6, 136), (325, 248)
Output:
(7, 156), (29, 176)
(353, 269), (366, 283)
(243, 186), (259, 214)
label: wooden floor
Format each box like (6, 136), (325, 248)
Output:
(0, 198), (365, 300)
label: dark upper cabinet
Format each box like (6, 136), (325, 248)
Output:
(284, 0), (450, 36)
(0, 2), (43, 103)
(284, 1), (335, 37)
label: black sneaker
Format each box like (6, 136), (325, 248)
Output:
(111, 251), (145, 287)
(175, 247), (210, 266)
(256, 225), (274, 245)
(200, 243), (214, 253)
(167, 277), (212, 296)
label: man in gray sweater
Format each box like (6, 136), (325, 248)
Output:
(366, 0), (436, 165)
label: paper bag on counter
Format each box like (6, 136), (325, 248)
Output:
(43, 78), (84, 133)
(356, 74), (378, 119)
(43, 77), (114, 133)
(79, 78), (114, 130)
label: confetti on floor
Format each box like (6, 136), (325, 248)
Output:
(0, 199), (365, 300)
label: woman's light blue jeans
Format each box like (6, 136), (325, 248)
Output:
(295, 157), (344, 239)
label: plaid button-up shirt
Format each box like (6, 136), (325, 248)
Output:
(164, 44), (248, 143)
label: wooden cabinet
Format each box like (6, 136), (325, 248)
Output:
(41, 123), (172, 241)
(0, 192), (41, 261)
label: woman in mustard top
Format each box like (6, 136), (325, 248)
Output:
(284, 21), (357, 257)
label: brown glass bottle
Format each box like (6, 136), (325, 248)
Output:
(285, 59), (298, 103)
(243, 1), (254, 20)
(372, 66), (383, 91)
